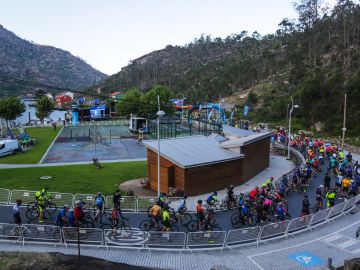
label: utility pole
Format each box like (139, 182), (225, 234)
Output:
(341, 93), (347, 149)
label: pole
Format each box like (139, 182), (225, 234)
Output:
(287, 98), (294, 160)
(286, 104), (289, 127)
(157, 95), (161, 197)
(341, 93), (347, 149)
(77, 221), (81, 258)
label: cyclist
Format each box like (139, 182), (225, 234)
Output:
(204, 208), (215, 230)
(249, 186), (259, 201)
(301, 194), (311, 216)
(326, 189), (336, 208)
(162, 204), (171, 231)
(68, 209), (75, 227)
(275, 202), (285, 221)
(342, 176), (351, 199)
(56, 205), (69, 227)
(93, 192), (105, 221)
(226, 185), (235, 208)
(157, 192), (167, 208)
(196, 199), (205, 228)
(315, 185), (324, 211)
(178, 194), (187, 214)
(206, 191), (218, 207)
(13, 199), (22, 225)
(35, 186), (51, 223)
(74, 200), (85, 224)
(150, 202), (162, 226)
(265, 177), (274, 188)
(346, 152), (353, 163)
(111, 207), (120, 233)
(112, 189), (122, 210)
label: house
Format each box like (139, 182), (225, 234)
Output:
(143, 128), (272, 195)
(55, 95), (72, 107)
(110, 91), (125, 100)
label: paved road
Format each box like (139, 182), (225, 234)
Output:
(0, 159), (338, 232)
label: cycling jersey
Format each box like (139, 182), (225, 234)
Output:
(95, 196), (104, 207)
(56, 208), (67, 225)
(150, 204), (161, 217)
(342, 178), (351, 188)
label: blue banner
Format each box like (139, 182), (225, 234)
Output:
(244, 105), (249, 116)
(72, 112), (79, 126)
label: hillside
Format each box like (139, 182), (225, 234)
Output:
(0, 25), (107, 96)
(92, 0), (360, 136)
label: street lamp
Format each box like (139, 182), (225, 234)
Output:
(287, 97), (299, 160)
(156, 99), (166, 197)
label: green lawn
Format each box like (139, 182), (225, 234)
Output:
(0, 127), (60, 164)
(0, 161), (146, 195)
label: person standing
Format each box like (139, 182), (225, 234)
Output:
(13, 199), (22, 225)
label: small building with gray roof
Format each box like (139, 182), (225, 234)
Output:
(143, 128), (272, 195)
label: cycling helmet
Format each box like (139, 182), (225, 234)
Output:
(319, 185), (324, 188)
(270, 177), (274, 180)
(16, 199), (22, 204)
(75, 200), (81, 205)
(229, 185), (234, 189)
(183, 194), (188, 199)
(214, 191), (218, 196)
(64, 204), (69, 209)
(97, 192), (102, 196)
(197, 199), (202, 204)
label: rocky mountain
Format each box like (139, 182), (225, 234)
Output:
(0, 25), (107, 96)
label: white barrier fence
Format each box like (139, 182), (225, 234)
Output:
(0, 192), (357, 251)
(0, 189), (10, 205)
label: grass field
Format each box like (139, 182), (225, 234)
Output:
(0, 161), (146, 195)
(0, 127), (60, 164)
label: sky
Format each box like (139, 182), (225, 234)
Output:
(0, 0), (337, 75)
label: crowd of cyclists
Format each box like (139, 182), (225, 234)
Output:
(11, 129), (360, 235)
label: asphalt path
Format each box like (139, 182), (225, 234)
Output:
(0, 159), (339, 232)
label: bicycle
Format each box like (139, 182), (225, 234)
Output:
(106, 217), (133, 238)
(139, 216), (161, 231)
(26, 200), (57, 221)
(174, 208), (192, 226)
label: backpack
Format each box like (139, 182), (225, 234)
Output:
(96, 196), (103, 207)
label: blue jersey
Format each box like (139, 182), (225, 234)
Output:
(95, 196), (104, 207)
(57, 208), (67, 224)
(276, 206), (284, 215)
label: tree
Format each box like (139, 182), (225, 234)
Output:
(0, 97), (25, 127)
(141, 85), (174, 118)
(35, 96), (54, 124)
(115, 89), (142, 117)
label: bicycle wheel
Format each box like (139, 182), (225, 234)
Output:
(180, 213), (192, 226)
(26, 204), (39, 221)
(230, 213), (241, 228)
(187, 220), (199, 232)
(170, 224), (179, 232)
(99, 212), (111, 227)
(118, 225), (132, 237)
(139, 220), (153, 231)
(46, 202), (57, 215)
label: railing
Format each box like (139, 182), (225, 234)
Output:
(0, 193), (358, 251)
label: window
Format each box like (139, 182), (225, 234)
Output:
(0, 144), (5, 150)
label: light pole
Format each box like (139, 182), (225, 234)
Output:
(341, 93), (347, 149)
(287, 97), (299, 160)
(157, 95), (165, 197)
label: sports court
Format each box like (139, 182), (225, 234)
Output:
(41, 124), (147, 164)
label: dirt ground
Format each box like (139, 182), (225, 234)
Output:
(0, 252), (160, 270)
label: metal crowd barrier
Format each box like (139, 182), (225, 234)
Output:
(145, 231), (186, 251)
(48, 192), (74, 208)
(327, 201), (347, 220)
(309, 208), (332, 228)
(137, 197), (157, 212)
(0, 223), (22, 244)
(226, 226), (261, 248)
(62, 227), (103, 248)
(105, 196), (137, 212)
(187, 231), (227, 251)
(21, 224), (61, 246)
(73, 193), (96, 209)
(259, 220), (291, 241)
(286, 215), (313, 236)
(0, 188), (10, 204)
(9, 190), (37, 205)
